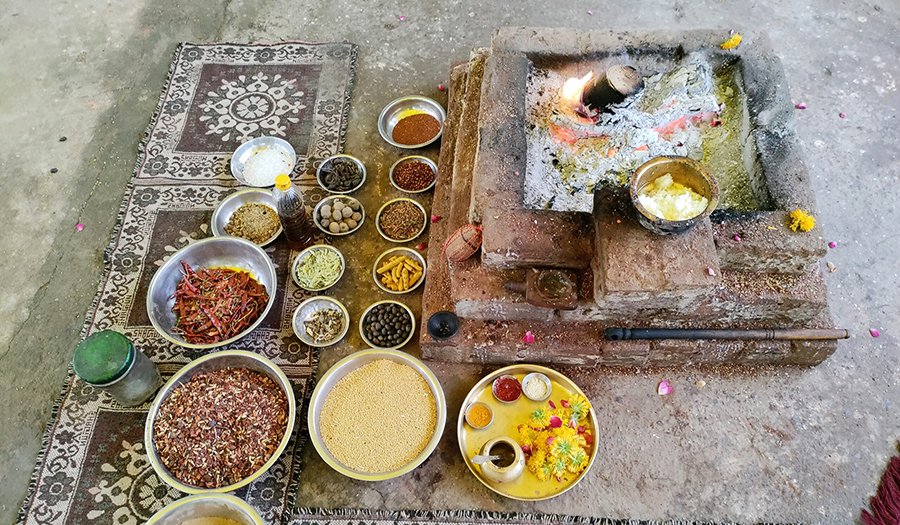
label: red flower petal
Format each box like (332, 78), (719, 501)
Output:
(549, 415), (563, 428)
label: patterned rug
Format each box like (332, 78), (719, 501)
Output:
(286, 509), (785, 525)
(16, 41), (357, 525)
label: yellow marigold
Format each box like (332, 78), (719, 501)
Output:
(550, 436), (577, 458)
(551, 425), (577, 440)
(720, 33), (743, 50)
(529, 408), (551, 427)
(571, 432), (588, 448)
(567, 449), (590, 473)
(550, 457), (568, 478)
(788, 209), (815, 232)
(567, 394), (591, 421)
(526, 448), (548, 477)
(517, 424), (540, 447)
(537, 461), (554, 481)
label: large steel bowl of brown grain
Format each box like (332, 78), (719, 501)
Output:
(144, 350), (296, 494)
(307, 348), (447, 481)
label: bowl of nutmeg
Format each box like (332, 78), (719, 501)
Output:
(145, 350), (296, 494)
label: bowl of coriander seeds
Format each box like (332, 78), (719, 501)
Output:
(211, 189), (282, 246)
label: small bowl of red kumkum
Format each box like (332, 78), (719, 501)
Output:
(492, 375), (522, 404)
(389, 156), (437, 194)
(378, 96), (446, 149)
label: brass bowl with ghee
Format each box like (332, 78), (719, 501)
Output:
(629, 156), (719, 235)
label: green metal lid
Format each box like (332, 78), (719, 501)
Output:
(72, 330), (134, 385)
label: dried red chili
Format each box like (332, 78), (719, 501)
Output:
(492, 375), (522, 403)
(172, 261), (269, 345)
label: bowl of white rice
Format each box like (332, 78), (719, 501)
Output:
(231, 137), (297, 187)
(308, 349), (446, 481)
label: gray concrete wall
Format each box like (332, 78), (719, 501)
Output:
(0, 0), (897, 523)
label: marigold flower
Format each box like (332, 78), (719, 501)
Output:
(529, 408), (551, 427)
(567, 394), (591, 421)
(788, 209), (816, 232)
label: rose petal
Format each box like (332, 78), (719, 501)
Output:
(549, 415), (563, 428)
(398, 15), (406, 21)
(658, 380), (673, 396)
(431, 214), (442, 223)
(522, 330), (535, 344)
(546, 435), (555, 445)
(839, 112), (846, 119)
(438, 84), (446, 92)
(415, 242), (427, 251)
(521, 444), (531, 455)
(583, 433), (593, 445)
(870, 328), (881, 338)
(75, 223), (85, 232)
(548, 400), (556, 409)
(795, 102), (807, 110)
(706, 266), (716, 276)
(577, 425), (586, 434)
(560, 399), (570, 408)
(733, 233), (742, 242)
(828, 241), (837, 249)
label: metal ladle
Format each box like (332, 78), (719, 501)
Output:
(471, 454), (500, 465)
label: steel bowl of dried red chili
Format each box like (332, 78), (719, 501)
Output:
(146, 236), (277, 350)
(145, 350), (296, 494)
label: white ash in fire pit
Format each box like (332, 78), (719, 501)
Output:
(524, 52), (759, 213)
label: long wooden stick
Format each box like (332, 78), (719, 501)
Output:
(604, 327), (850, 341)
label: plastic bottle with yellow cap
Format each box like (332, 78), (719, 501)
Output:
(272, 174), (316, 249)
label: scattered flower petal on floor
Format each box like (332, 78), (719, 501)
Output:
(870, 328), (881, 338)
(733, 233), (742, 242)
(398, 15), (406, 21)
(795, 102), (808, 109)
(522, 330), (535, 344)
(431, 214), (442, 223)
(658, 380), (673, 396)
(75, 223), (85, 232)
(839, 112), (846, 118)
(829, 241), (837, 248)
(438, 84), (446, 91)
(720, 33), (743, 50)
(706, 266), (716, 276)
(415, 242), (427, 251)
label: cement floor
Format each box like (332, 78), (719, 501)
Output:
(1, 1), (898, 523)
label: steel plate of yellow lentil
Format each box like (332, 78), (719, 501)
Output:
(319, 359), (437, 473)
(457, 364), (599, 501)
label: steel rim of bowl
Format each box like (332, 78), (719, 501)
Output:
(291, 244), (346, 291)
(629, 156), (719, 226)
(312, 195), (365, 237)
(374, 197), (427, 243)
(144, 350), (297, 494)
(456, 363), (599, 501)
(307, 348), (447, 481)
(145, 237), (277, 350)
(145, 494), (265, 525)
(210, 188), (283, 247)
(388, 156), (438, 194)
(291, 296), (350, 348)
(378, 96), (446, 149)
(371, 247), (427, 295)
(358, 300), (416, 349)
(230, 137), (297, 187)
(315, 154), (367, 195)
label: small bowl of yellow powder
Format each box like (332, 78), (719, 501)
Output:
(629, 156), (719, 235)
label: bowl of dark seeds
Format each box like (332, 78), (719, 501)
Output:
(389, 156), (437, 194)
(375, 197), (427, 243)
(359, 300), (416, 349)
(145, 350), (296, 493)
(292, 296), (350, 347)
(313, 195), (365, 236)
(316, 154), (366, 194)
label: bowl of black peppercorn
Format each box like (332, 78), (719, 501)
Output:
(359, 300), (416, 349)
(315, 154), (366, 194)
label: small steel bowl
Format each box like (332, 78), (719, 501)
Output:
(388, 155), (438, 194)
(491, 374), (523, 404)
(307, 348), (447, 481)
(210, 188), (282, 246)
(146, 237), (277, 350)
(312, 195), (365, 236)
(378, 96), (446, 149)
(464, 401), (494, 430)
(375, 197), (427, 243)
(372, 247), (427, 295)
(522, 372), (553, 402)
(145, 494), (264, 525)
(315, 154), (367, 194)
(144, 350), (296, 494)
(291, 296), (350, 348)
(291, 244), (345, 292)
(358, 300), (416, 349)
(629, 155), (719, 235)
(230, 137), (297, 187)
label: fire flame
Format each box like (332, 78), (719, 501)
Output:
(558, 72), (598, 122)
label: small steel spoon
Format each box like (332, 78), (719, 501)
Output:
(471, 454), (499, 465)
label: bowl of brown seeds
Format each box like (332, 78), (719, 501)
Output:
(375, 197), (427, 243)
(211, 189), (283, 246)
(145, 350), (296, 494)
(292, 296), (350, 348)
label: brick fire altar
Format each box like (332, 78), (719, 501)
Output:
(420, 28), (838, 367)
